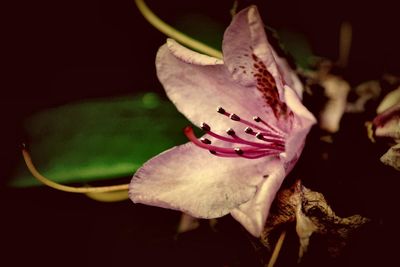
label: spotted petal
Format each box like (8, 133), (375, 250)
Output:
(156, 39), (281, 133)
(223, 6), (281, 90)
(129, 142), (277, 218)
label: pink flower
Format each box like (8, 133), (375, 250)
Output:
(129, 6), (316, 237)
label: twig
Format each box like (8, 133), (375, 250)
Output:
(266, 230), (286, 267)
(22, 147), (129, 193)
(337, 21), (352, 68)
(134, 0), (222, 59)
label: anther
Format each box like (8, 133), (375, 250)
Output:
(226, 128), (235, 136)
(209, 150), (217, 155)
(255, 132), (264, 140)
(234, 148), (244, 155)
(230, 114), (240, 121)
(253, 116), (261, 122)
(217, 106), (226, 114)
(200, 138), (211, 144)
(201, 122), (211, 131)
(244, 127), (253, 134)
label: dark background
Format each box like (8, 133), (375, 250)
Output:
(2, 0), (399, 266)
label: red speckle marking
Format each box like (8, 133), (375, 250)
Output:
(251, 53), (288, 118)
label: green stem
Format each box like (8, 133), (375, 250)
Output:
(134, 0), (223, 59)
(22, 148), (129, 193)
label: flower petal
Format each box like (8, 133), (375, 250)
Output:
(129, 142), (275, 219)
(222, 6), (296, 119)
(156, 40), (279, 132)
(376, 86), (400, 114)
(223, 6), (280, 86)
(273, 52), (304, 98)
(380, 143), (400, 171)
(166, 38), (223, 66)
(231, 159), (285, 237)
(283, 86), (316, 162)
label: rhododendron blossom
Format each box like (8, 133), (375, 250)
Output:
(129, 6), (316, 237)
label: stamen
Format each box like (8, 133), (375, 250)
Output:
(207, 128), (282, 149)
(217, 107), (283, 138)
(255, 132), (264, 140)
(230, 113), (240, 121)
(244, 127), (254, 134)
(234, 148), (244, 155)
(254, 115), (286, 136)
(246, 130), (286, 146)
(187, 107), (289, 159)
(200, 138), (211, 144)
(217, 106), (226, 114)
(184, 126), (285, 160)
(201, 122), (210, 131)
(253, 116), (261, 122)
(226, 128), (235, 136)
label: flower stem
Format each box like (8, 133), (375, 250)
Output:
(85, 191), (129, 202)
(22, 147), (129, 193)
(266, 230), (286, 267)
(134, 0), (223, 59)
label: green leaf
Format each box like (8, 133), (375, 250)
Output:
(174, 13), (225, 51)
(277, 29), (314, 69)
(10, 93), (189, 187)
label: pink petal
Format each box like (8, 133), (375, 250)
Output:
(283, 86), (317, 162)
(231, 159), (285, 237)
(156, 40), (280, 132)
(166, 39), (223, 65)
(273, 51), (304, 98)
(129, 142), (277, 219)
(222, 6), (283, 94)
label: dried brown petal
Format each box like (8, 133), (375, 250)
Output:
(261, 180), (369, 261)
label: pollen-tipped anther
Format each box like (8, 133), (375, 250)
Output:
(234, 148), (244, 155)
(209, 150), (217, 155)
(226, 128), (235, 136)
(201, 122), (211, 131)
(253, 116), (261, 122)
(255, 132), (264, 140)
(244, 127), (253, 134)
(200, 138), (211, 144)
(217, 106), (226, 114)
(230, 114), (240, 121)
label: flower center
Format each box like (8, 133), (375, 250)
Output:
(184, 106), (287, 159)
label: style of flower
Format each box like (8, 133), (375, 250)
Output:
(129, 6), (316, 237)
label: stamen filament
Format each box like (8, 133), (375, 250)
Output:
(218, 108), (284, 138)
(255, 116), (287, 136)
(245, 131), (286, 146)
(207, 150), (280, 159)
(184, 126), (284, 156)
(206, 129), (280, 149)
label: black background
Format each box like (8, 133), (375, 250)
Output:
(2, 0), (399, 266)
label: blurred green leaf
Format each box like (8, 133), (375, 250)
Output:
(175, 13), (225, 51)
(277, 29), (314, 69)
(10, 93), (189, 187)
